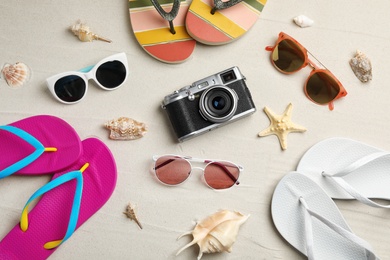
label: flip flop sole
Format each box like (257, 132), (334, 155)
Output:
(129, 0), (196, 63)
(186, 0), (267, 45)
(0, 138), (117, 259)
(272, 172), (371, 259)
(297, 137), (390, 199)
(1, 115), (82, 175)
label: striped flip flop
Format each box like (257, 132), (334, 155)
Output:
(129, 0), (196, 63)
(186, 0), (267, 45)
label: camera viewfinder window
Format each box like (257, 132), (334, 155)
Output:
(221, 70), (237, 84)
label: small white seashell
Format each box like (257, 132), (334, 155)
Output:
(1, 62), (31, 88)
(349, 50), (372, 83)
(70, 20), (112, 43)
(105, 117), (147, 140)
(293, 15), (314, 28)
(176, 210), (250, 260)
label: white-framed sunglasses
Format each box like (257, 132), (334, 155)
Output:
(46, 52), (128, 104)
(152, 155), (243, 190)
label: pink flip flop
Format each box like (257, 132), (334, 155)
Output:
(0, 138), (117, 259)
(0, 115), (82, 178)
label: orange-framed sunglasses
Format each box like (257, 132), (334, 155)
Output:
(265, 32), (347, 111)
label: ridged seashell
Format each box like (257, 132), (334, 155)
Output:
(349, 50), (372, 83)
(123, 203), (143, 229)
(1, 62), (31, 88)
(105, 117), (147, 140)
(293, 15), (314, 28)
(70, 20), (112, 43)
(176, 210), (250, 260)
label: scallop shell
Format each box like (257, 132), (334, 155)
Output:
(176, 210), (250, 260)
(293, 15), (314, 28)
(1, 62), (31, 88)
(105, 117), (147, 140)
(70, 20), (112, 43)
(349, 50), (372, 83)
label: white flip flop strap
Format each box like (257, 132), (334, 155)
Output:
(333, 151), (389, 177)
(325, 176), (390, 208)
(322, 151), (390, 208)
(300, 197), (378, 260)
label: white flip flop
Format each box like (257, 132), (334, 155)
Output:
(297, 137), (390, 207)
(271, 172), (379, 260)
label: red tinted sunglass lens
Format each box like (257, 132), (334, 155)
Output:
(306, 71), (340, 104)
(204, 161), (239, 190)
(154, 156), (191, 185)
(272, 39), (306, 73)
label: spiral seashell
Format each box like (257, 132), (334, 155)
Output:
(105, 117), (147, 140)
(70, 20), (112, 43)
(1, 62), (31, 88)
(176, 210), (250, 260)
(123, 203), (143, 229)
(293, 15), (314, 28)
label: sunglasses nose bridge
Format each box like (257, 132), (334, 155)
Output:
(191, 166), (205, 173)
(84, 70), (95, 81)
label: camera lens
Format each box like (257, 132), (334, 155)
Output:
(199, 86), (238, 123)
(207, 90), (231, 115)
(212, 96), (226, 110)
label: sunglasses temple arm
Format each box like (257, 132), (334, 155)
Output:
(265, 46), (274, 52)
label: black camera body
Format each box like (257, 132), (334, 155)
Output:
(162, 67), (256, 142)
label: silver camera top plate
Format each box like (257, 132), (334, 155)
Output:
(162, 66), (244, 108)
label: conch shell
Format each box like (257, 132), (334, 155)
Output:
(70, 20), (112, 43)
(176, 210), (250, 260)
(105, 117), (147, 140)
(1, 62), (31, 88)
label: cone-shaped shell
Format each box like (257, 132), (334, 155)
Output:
(70, 20), (111, 43)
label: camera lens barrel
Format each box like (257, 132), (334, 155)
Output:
(199, 85), (238, 123)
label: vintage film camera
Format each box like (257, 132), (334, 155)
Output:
(162, 67), (256, 142)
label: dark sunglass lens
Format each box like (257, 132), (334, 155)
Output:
(273, 39), (305, 73)
(96, 60), (126, 89)
(204, 161), (239, 190)
(154, 156), (191, 185)
(54, 75), (86, 102)
(306, 71), (340, 104)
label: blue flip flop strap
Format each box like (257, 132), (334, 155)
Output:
(0, 125), (51, 179)
(20, 163), (88, 249)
